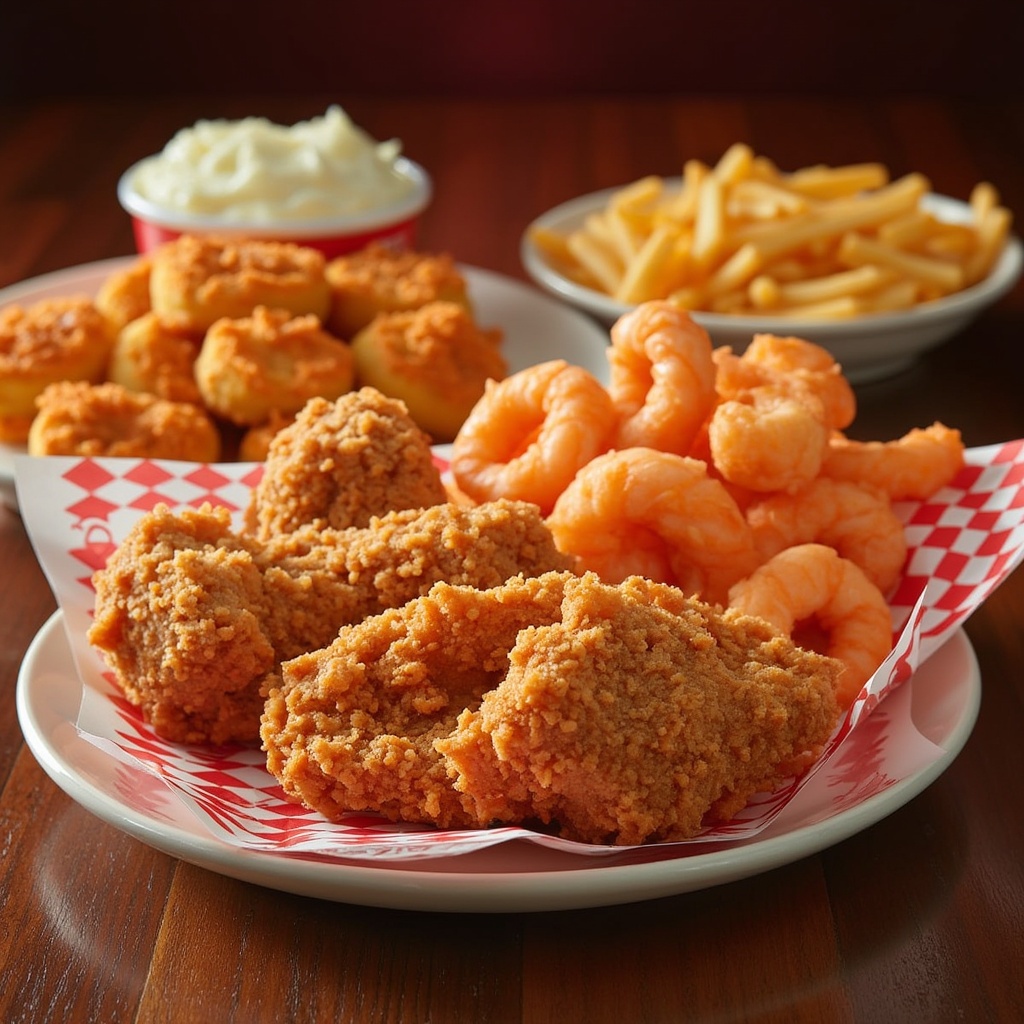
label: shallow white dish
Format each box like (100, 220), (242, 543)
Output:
(0, 256), (611, 512)
(18, 610), (980, 914)
(521, 188), (1022, 385)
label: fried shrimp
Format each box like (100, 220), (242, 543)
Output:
(450, 359), (615, 514)
(546, 447), (760, 604)
(262, 572), (572, 829)
(245, 388), (448, 538)
(746, 477), (908, 594)
(606, 300), (716, 455)
(27, 380), (221, 461)
(821, 423), (965, 501)
(707, 386), (830, 494)
(438, 572), (843, 844)
(716, 333), (856, 432)
(706, 333), (855, 494)
(728, 543), (893, 709)
(0, 297), (113, 441)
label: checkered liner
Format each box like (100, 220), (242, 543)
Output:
(15, 439), (1024, 861)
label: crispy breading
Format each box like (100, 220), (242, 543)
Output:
(149, 234), (330, 333)
(245, 388), (448, 538)
(263, 570), (842, 844)
(350, 300), (506, 442)
(439, 574), (843, 844)
(262, 573), (571, 828)
(90, 500), (571, 746)
(0, 296), (113, 441)
(28, 380), (221, 460)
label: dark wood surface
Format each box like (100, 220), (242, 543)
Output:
(1, 94), (1023, 1024)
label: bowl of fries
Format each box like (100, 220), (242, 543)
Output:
(521, 146), (1022, 383)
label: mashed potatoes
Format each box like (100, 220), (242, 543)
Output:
(125, 107), (418, 223)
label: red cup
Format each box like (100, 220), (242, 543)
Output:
(118, 157), (431, 258)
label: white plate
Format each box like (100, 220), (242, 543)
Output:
(521, 187), (1023, 385)
(0, 257), (612, 511)
(17, 609), (980, 913)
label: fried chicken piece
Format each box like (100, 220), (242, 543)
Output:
(88, 504), (281, 745)
(94, 256), (153, 335)
(107, 310), (202, 405)
(194, 305), (355, 427)
(244, 388), (448, 538)
(263, 498), (574, 621)
(350, 300), (507, 442)
(0, 296), (113, 442)
(438, 573), (843, 845)
(149, 234), (331, 333)
(263, 569), (841, 843)
(28, 380), (221, 461)
(325, 242), (470, 339)
(262, 573), (573, 828)
(90, 500), (571, 745)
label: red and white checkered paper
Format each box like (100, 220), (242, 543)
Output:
(14, 440), (1024, 861)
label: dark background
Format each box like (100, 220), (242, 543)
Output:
(3, 0), (1022, 99)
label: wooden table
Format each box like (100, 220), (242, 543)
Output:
(1, 95), (1022, 1023)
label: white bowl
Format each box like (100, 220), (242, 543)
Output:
(521, 187), (1022, 384)
(118, 156), (432, 260)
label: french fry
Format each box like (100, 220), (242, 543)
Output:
(783, 162), (889, 199)
(966, 205), (1012, 283)
(713, 142), (755, 185)
(704, 243), (762, 297)
(728, 179), (809, 219)
(691, 174), (726, 268)
(752, 264), (896, 309)
(615, 223), (682, 303)
(970, 181), (1000, 221)
(734, 174), (931, 257)
(533, 146), (1014, 320)
(766, 295), (862, 319)
(566, 230), (623, 295)
(609, 174), (663, 213)
(862, 280), (921, 313)
(837, 232), (965, 293)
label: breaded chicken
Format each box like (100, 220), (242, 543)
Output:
(262, 573), (572, 829)
(28, 380), (221, 461)
(263, 570), (842, 844)
(245, 388), (448, 538)
(438, 574), (843, 845)
(88, 505), (275, 745)
(90, 500), (572, 745)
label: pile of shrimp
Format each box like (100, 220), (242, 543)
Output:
(450, 299), (966, 709)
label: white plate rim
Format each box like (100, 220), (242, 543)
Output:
(520, 185), (1023, 334)
(0, 255), (612, 511)
(17, 610), (981, 913)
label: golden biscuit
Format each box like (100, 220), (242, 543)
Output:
(94, 257), (153, 335)
(0, 297), (113, 442)
(28, 380), (221, 461)
(325, 242), (470, 339)
(194, 306), (355, 426)
(108, 311), (202, 404)
(351, 301), (506, 441)
(149, 235), (331, 333)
